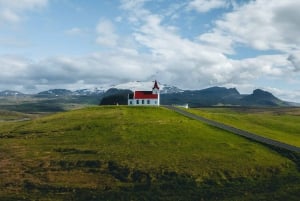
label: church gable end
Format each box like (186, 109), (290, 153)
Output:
(128, 81), (160, 106)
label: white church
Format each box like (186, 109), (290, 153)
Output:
(128, 80), (160, 106)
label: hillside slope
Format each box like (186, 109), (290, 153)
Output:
(0, 106), (299, 200)
(188, 107), (300, 147)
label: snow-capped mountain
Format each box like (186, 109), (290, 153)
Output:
(0, 81), (182, 97)
(109, 81), (183, 94)
(73, 88), (105, 96)
(37, 89), (73, 96)
(0, 90), (24, 97)
(72, 81), (183, 95)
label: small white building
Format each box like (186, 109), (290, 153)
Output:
(128, 80), (160, 106)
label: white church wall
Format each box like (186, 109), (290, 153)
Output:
(128, 98), (159, 106)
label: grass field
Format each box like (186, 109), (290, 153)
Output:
(0, 110), (30, 121)
(0, 106), (299, 200)
(0, 96), (100, 113)
(187, 107), (300, 147)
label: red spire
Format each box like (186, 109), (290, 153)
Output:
(153, 80), (160, 90)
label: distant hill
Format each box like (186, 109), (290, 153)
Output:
(240, 89), (287, 106)
(100, 86), (291, 107)
(100, 88), (133, 105)
(161, 86), (242, 107)
(161, 87), (290, 107)
(37, 88), (105, 97)
(0, 90), (24, 97)
(37, 89), (73, 96)
(73, 88), (105, 96)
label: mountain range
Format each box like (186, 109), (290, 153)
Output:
(160, 87), (289, 107)
(0, 81), (298, 107)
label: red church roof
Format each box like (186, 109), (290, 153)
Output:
(134, 91), (158, 99)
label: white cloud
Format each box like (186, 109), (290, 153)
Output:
(115, 16), (123, 22)
(0, 38), (29, 47)
(287, 53), (300, 72)
(263, 87), (300, 103)
(209, 0), (300, 53)
(222, 82), (300, 102)
(0, 55), (30, 89)
(120, 0), (151, 23)
(120, 0), (149, 10)
(197, 32), (234, 54)
(0, 50), (298, 101)
(0, 8), (20, 23)
(65, 27), (85, 36)
(119, 3), (240, 89)
(233, 55), (289, 77)
(0, 0), (48, 23)
(159, 2), (187, 20)
(118, 0), (300, 95)
(0, 0), (48, 10)
(187, 0), (229, 13)
(0, 50), (158, 93)
(193, 0), (300, 92)
(1, 0), (300, 102)
(96, 19), (119, 47)
(131, 13), (238, 88)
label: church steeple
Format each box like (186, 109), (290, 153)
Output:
(152, 80), (160, 106)
(152, 80), (160, 90)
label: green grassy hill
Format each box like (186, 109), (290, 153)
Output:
(0, 106), (299, 200)
(188, 107), (300, 147)
(0, 110), (29, 121)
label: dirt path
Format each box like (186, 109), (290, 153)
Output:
(164, 105), (300, 153)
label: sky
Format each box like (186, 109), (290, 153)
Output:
(0, 0), (300, 102)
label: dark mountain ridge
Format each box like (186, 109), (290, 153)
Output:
(162, 87), (290, 107)
(240, 89), (285, 106)
(37, 89), (73, 96)
(100, 88), (133, 105)
(0, 86), (296, 107)
(100, 86), (292, 107)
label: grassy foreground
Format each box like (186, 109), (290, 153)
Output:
(0, 110), (31, 121)
(0, 106), (299, 200)
(188, 107), (300, 147)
